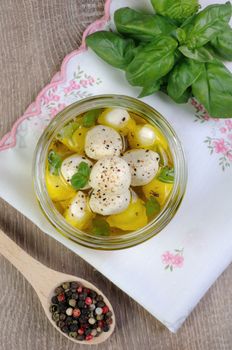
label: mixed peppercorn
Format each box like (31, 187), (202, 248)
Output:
(50, 281), (113, 341)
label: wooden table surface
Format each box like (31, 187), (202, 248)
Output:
(0, 1), (231, 349)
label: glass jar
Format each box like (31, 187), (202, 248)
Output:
(33, 95), (187, 250)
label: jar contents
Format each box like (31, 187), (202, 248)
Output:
(46, 107), (174, 236)
(50, 281), (113, 341)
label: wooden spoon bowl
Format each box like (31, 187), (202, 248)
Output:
(0, 228), (115, 345)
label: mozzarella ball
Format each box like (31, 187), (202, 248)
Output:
(89, 189), (131, 215)
(89, 156), (131, 194)
(122, 149), (160, 186)
(64, 191), (94, 230)
(98, 108), (136, 135)
(85, 125), (124, 160)
(61, 154), (93, 189)
(128, 123), (168, 149)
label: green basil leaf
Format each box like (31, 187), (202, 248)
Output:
(173, 28), (186, 44)
(48, 150), (62, 175)
(178, 45), (221, 62)
(83, 109), (102, 127)
(158, 166), (175, 183)
(114, 7), (176, 42)
(182, 2), (232, 49)
(172, 89), (192, 104)
(178, 45), (218, 62)
(71, 162), (91, 190)
(92, 218), (110, 236)
(138, 80), (161, 98)
(86, 31), (135, 69)
(126, 36), (178, 87)
(57, 121), (79, 140)
(145, 196), (161, 217)
(210, 25), (232, 61)
(167, 58), (203, 102)
(192, 62), (232, 118)
(151, 0), (199, 22)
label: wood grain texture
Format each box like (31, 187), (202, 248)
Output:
(0, 1), (231, 349)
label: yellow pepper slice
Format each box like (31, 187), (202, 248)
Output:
(45, 168), (76, 202)
(53, 199), (72, 214)
(142, 177), (173, 206)
(107, 192), (148, 231)
(58, 125), (88, 153)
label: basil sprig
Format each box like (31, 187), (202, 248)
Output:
(71, 162), (91, 190)
(86, 1), (232, 118)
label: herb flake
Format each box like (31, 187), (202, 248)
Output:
(145, 196), (161, 217)
(48, 150), (62, 175)
(57, 121), (79, 139)
(82, 109), (102, 127)
(158, 166), (175, 183)
(92, 218), (110, 236)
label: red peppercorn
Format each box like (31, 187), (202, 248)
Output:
(57, 293), (65, 302)
(83, 288), (90, 294)
(86, 334), (93, 341)
(78, 328), (84, 335)
(102, 306), (109, 314)
(73, 308), (81, 318)
(98, 320), (104, 328)
(77, 286), (83, 293)
(85, 297), (92, 305)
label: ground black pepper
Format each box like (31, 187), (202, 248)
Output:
(50, 281), (113, 341)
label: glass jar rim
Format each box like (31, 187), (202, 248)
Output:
(33, 94), (187, 250)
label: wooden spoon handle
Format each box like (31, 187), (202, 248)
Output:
(0, 228), (59, 293)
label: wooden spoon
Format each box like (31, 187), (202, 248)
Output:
(0, 228), (115, 345)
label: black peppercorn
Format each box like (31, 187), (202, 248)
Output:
(50, 304), (58, 313)
(77, 335), (85, 341)
(96, 295), (103, 302)
(81, 308), (89, 315)
(66, 290), (73, 298)
(69, 324), (78, 332)
(57, 321), (65, 328)
(103, 325), (110, 332)
(51, 296), (58, 304)
(96, 301), (105, 308)
(77, 300), (85, 308)
(59, 304), (67, 313)
(65, 316), (73, 325)
(90, 291), (97, 299)
(71, 282), (79, 289)
(59, 313), (66, 321)
(71, 292), (79, 300)
(61, 326), (69, 334)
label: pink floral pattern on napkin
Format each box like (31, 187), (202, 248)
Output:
(162, 249), (184, 272)
(192, 98), (232, 171)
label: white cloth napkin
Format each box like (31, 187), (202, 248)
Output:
(0, 0), (231, 332)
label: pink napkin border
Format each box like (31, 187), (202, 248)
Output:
(0, 0), (111, 152)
